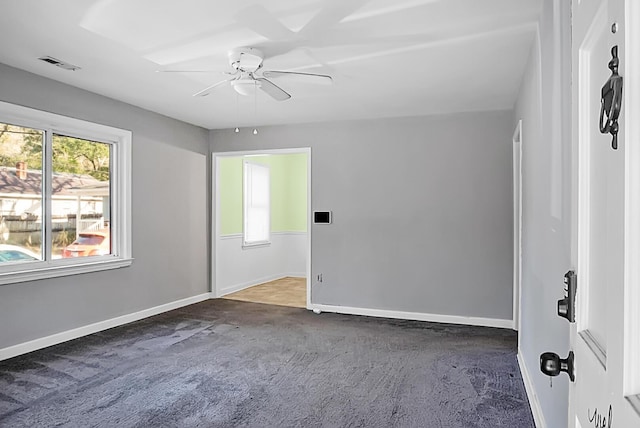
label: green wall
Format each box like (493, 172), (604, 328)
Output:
(218, 153), (307, 235)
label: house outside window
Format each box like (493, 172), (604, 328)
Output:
(0, 101), (132, 284)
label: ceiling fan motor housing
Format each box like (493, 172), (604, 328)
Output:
(228, 47), (264, 72)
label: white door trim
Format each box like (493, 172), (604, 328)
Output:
(624, 0), (640, 402)
(210, 148), (312, 310)
(512, 120), (523, 331)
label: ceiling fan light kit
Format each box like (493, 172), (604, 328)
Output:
(231, 79), (261, 96)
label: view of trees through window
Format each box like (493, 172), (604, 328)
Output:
(0, 122), (111, 262)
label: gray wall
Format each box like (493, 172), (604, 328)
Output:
(211, 111), (515, 321)
(0, 63), (210, 349)
(514, 0), (572, 426)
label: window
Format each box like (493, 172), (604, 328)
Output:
(243, 161), (270, 246)
(0, 101), (132, 284)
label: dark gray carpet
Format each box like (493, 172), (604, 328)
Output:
(0, 299), (534, 427)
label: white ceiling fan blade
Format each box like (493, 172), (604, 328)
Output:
(192, 79), (233, 97)
(256, 78), (291, 101)
(159, 70), (239, 80)
(300, 0), (370, 40)
(300, 47), (337, 75)
(262, 70), (332, 85)
(157, 70), (223, 73)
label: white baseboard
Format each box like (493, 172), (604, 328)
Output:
(219, 274), (305, 297)
(308, 303), (513, 329)
(219, 231), (307, 240)
(1, 294), (513, 362)
(283, 272), (306, 279)
(518, 350), (546, 428)
(0, 292), (213, 362)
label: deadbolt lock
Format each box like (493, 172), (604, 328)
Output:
(557, 270), (577, 322)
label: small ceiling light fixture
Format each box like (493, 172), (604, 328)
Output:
(251, 82), (259, 136)
(233, 91), (240, 133)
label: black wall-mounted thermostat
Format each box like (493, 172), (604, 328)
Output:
(314, 211), (332, 224)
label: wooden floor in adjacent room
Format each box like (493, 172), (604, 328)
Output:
(222, 277), (306, 308)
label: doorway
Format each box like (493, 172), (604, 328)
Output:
(223, 277), (306, 308)
(211, 148), (311, 309)
(513, 120), (523, 331)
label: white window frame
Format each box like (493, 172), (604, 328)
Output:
(243, 160), (270, 247)
(0, 101), (132, 285)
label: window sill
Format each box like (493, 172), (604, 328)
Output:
(242, 242), (271, 249)
(0, 257), (133, 286)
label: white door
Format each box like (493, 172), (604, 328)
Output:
(571, 0), (640, 427)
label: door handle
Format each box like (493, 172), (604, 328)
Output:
(540, 351), (575, 382)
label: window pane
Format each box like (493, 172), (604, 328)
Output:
(53, 135), (111, 259)
(0, 122), (44, 262)
(244, 162), (270, 244)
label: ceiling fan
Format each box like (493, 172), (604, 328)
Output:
(156, 1), (375, 101)
(161, 47), (333, 101)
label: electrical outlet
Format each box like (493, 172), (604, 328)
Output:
(316, 273), (323, 283)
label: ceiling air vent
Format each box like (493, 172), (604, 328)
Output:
(38, 56), (81, 71)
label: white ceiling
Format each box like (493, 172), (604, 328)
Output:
(0, 0), (541, 130)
